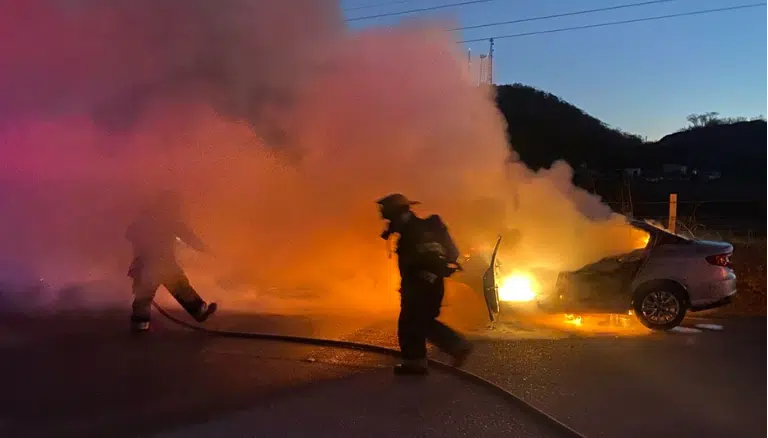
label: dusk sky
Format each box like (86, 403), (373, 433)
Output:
(343, 0), (767, 140)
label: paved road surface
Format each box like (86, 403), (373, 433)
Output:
(155, 367), (553, 438)
(308, 312), (767, 437)
(462, 317), (766, 437)
(0, 311), (557, 438)
(0, 309), (764, 437)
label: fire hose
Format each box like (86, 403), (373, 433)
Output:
(152, 301), (585, 438)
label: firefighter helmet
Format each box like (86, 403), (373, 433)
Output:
(376, 193), (420, 220)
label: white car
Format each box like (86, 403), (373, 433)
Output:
(479, 220), (737, 331)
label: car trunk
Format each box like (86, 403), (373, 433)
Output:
(693, 240), (734, 255)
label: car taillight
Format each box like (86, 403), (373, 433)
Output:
(706, 253), (732, 267)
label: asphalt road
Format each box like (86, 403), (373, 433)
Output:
(464, 317), (767, 437)
(296, 312), (767, 438)
(0, 309), (764, 437)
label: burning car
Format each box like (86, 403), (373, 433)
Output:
(476, 220), (737, 331)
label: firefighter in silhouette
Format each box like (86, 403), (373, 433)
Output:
(126, 191), (217, 333)
(377, 193), (473, 375)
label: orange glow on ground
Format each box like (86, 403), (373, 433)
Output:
(519, 312), (651, 336)
(563, 313), (582, 326)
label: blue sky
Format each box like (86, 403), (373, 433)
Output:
(342, 0), (767, 140)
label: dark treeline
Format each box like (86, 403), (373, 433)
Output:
(494, 84), (766, 206)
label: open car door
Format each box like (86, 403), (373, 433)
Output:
(450, 234), (503, 323)
(482, 236), (502, 323)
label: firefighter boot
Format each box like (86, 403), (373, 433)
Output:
(130, 316), (150, 334)
(452, 341), (473, 368)
(169, 281), (217, 323)
(193, 301), (218, 323)
(130, 296), (152, 334)
(394, 358), (429, 375)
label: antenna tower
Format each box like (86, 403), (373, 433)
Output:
(488, 38), (494, 85)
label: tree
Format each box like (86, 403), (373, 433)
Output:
(686, 112), (722, 128)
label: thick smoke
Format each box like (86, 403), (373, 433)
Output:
(0, 0), (642, 317)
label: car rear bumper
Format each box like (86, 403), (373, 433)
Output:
(690, 273), (737, 311)
(690, 292), (736, 311)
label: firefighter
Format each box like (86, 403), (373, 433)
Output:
(126, 191), (217, 333)
(377, 193), (473, 375)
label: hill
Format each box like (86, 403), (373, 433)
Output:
(494, 84), (766, 185)
(642, 120), (766, 183)
(494, 84), (643, 172)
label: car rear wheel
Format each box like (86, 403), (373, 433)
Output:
(632, 285), (687, 331)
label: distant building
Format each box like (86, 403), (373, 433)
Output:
(623, 168), (642, 178)
(662, 163), (688, 175)
(690, 168), (722, 181)
(702, 170), (721, 181)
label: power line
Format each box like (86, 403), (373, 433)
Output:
(346, 0), (494, 22)
(451, 0), (679, 32)
(347, 0), (682, 26)
(457, 3), (765, 43)
(343, 0), (419, 12)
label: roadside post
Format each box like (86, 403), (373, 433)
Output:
(668, 193), (678, 233)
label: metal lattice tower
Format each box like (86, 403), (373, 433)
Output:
(469, 38), (495, 86)
(488, 38), (494, 85)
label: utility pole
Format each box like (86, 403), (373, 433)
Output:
(619, 171), (634, 217)
(467, 48), (472, 77)
(488, 38), (494, 85)
(478, 54), (487, 86)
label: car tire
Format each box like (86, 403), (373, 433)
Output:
(632, 283), (688, 331)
